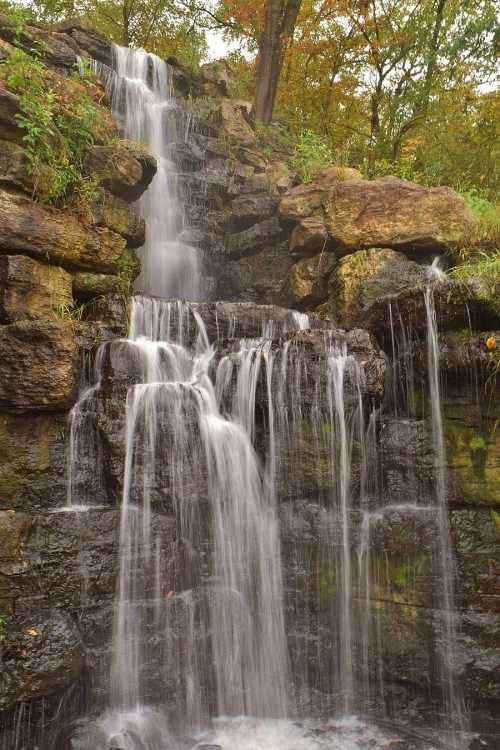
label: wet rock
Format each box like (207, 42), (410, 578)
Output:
(225, 217), (283, 259)
(84, 143), (157, 201)
(88, 191), (146, 247)
(0, 610), (84, 711)
(380, 419), (435, 505)
(73, 272), (129, 298)
(322, 176), (473, 254)
(84, 293), (129, 338)
(0, 319), (78, 411)
(239, 173), (268, 195)
(329, 248), (427, 327)
(452, 509), (500, 614)
(290, 217), (330, 257)
(216, 241), (293, 304)
(363, 278), (493, 337)
(0, 413), (68, 511)
(287, 252), (336, 309)
(227, 193), (275, 232)
(0, 255), (72, 322)
(0, 188), (128, 273)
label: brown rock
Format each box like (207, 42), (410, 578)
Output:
(0, 413), (68, 511)
(288, 252), (336, 308)
(84, 142), (157, 201)
(279, 165), (361, 221)
(0, 255), (72, 322)
(88, 190), (145, 247)
(0, 188), (128, 273)
(290, 217), (329, 256)
(329, 248), (426, 327)
(0, 87), (22, 143)
(0, 141), (32, 191)
(0, 319), (78, 412)
(323, 176), (474, 253)
(73, 272), (129, 297)
(220, 99), (256, 146)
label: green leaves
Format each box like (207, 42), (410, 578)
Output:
(0, 46), (112, 207)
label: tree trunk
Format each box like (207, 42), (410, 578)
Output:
(255, 0), (302, 124)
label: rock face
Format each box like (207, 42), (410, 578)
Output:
(84, 143), (157, 202)
(0, 255), (72, 322)
(0, 320), (78, 411)
(322, 176), (474, 254)
(329, 248), (426, 327)
(280, 174), (473, 256)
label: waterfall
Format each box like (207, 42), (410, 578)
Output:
(56, 41), (473, 750)
(103, 46), (202, 299)
(424, 279), (467, 746)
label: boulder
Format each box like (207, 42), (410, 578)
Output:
(266, 162), (295, 196)
(55, 22), (112, 66)
(0, 189), (128, 273)
(0, 255), (72, 322)
(0, 413), (68, 511)
(220, 99), (256, 146)
(31, 30), (79, 70)
(236, 147), (267, 172)
(225, 217), (283, 259)
(328, 248), (427, 327)
(88, 191), (146, 247)
(288, 252), (336, 309)
(322, 176), (474, 254)
(84, 143), (157, 201)
(0, 319), (78, 411)
(200, 61), (230, 96)
(290, 217), (329, 256)
(279, 165), (361, 222)
(73, 272), (129, 298)
(227, 193), (275, 232)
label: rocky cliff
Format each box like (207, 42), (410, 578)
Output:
(0, 15), (498, 750)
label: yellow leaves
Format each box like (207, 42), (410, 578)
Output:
(25, 628), (39, 637)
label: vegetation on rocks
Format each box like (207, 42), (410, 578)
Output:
(0, 45), (113, 206)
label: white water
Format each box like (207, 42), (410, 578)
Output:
(58, 43), (473, 750)
(424, 276), (467, 746)
(105, 46), (202, 298)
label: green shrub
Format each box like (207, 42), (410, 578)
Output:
(291, 129), (333, 182)
(0, 47), (112, 207)
(450, 249), (500, 315)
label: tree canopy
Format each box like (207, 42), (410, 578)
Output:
(4, 0), (499, 196)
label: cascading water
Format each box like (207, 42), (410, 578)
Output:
(102, 46), (202, 299)
(58, 42), (467, 750)
(424, 268), (467, 747)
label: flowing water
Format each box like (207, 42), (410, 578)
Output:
(56, 45), (470, 750)
(424, 275), (467, 746)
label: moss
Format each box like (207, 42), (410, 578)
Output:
(446, 419), (500, 505)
